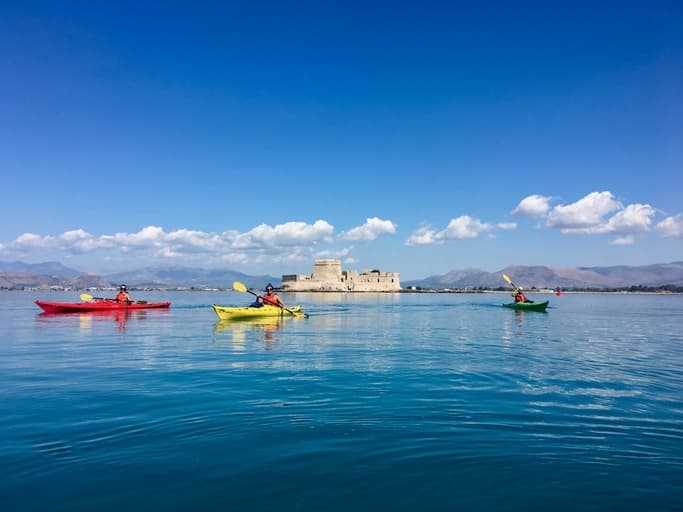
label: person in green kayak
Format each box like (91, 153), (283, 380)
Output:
(512, 287), (532, 303)
(114, 284), (132, 303)
(259, 283), (286, 309)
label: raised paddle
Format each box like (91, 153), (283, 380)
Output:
(79, 293), (147, 305)
(502, 274), (518, 290)
(232, 281), (308, 318)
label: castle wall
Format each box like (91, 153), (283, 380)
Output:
(282, 260), (401, 292)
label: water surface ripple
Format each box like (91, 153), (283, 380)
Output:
(1, 291), (681, 510)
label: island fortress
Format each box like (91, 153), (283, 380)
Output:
(281, 259), (401, 292)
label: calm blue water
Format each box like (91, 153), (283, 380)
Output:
(1, 291), (681, 511)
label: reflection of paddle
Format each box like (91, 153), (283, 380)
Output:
(232, 281), (308, 318)
(79, 293), (147, 305)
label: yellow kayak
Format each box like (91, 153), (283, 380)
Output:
(212, 304), (306, 320)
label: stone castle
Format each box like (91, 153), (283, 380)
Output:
(281, 259), (401, 292)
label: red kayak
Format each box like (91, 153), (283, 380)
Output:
(35, 300), (171, 314)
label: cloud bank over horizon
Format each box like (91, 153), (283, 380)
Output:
(1, 191), (681, 271)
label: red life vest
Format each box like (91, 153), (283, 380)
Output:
(116, 292), (130, 302)
(262, 292), (281, 306)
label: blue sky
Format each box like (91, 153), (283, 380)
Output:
(1, 1), (682, 280)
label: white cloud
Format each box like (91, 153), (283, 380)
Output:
(602, 204), (656, 234)
(547, 191), (622, 229)
(2, 220), (336, 266)
(497, 222), (517, 230)
(233, 220), (335, 248)
(512, 194), (552, 217)
(438, 216), (493, 239)
(315, 246), (354, 259)
(341, 217), (397, 241)
(12, 233), (55, 249)
(58, 229), (99, 253)
(406, 216), (493, 245)
(560, 203), (657, 235)
(405, 225), (440, 246)
(655, 214), (683, 238)
(611, 236), (634, 246)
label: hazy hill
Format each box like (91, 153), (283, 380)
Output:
(104, 266), (279, 289)
(404, 261), (683, 289)
(0, 271), (112, 290)
(0, 260), (81, 278)
(4, 260), (682, 290)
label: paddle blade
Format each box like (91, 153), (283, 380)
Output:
(80, 293), (94, 301)
(502, 274), (512, 284)
(232, 281), (248, 293)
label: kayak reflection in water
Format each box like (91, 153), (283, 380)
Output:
(114, 284), (132, 304)
(512, 287), (534, 303)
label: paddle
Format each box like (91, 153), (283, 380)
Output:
(232, 281), (308, 318)
(79, 293), (147, 305)
(502, 274), (518, 290)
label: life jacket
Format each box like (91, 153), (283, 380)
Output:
(514, 292), (527, 303)
(262, 293), (280, 306)
(116, 292), (130, 302)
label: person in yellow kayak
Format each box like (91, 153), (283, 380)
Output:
(259, 283), (286, 309)
(114, 284), (132, 303)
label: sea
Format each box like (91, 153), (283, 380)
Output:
(1, 291), (681, 511)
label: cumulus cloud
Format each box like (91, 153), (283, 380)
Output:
(405, 225), (440, 246)
(340, 217), (397, 241)
(439, 216), (493, 239)
(230, 220), (334, 249)
(602, 204), (656, 234)
(512, 194), (552, 217)
(547, 191), (622, 230)
(2, 220), (338, 267)
(406, 216), (494, 245)
(508, 190), (680, 246)
(655, 215), (683, 238)
(611, 236), (634, 246)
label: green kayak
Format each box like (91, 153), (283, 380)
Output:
(502, 300), (549, 312)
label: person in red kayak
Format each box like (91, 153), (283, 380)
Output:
(259, 283), (286, 309)
(114, 284), (132, 303)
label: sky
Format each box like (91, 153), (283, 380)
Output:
(1, 1), (682, 280)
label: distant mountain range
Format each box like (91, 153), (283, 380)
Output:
(403, 261), (683, 289)
(104, 266), (278, 289)
(0, 260), (278, 290)
(2, 260), (683, 290)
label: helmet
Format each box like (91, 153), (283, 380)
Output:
(265, 283), (274, 291)
(518, 287), (523, 291)
(119, 284), (127, 291)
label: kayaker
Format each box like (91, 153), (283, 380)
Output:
(512, 287), (532, 303)
(115, 284), (132, 303)
(259, 283), (286, 309)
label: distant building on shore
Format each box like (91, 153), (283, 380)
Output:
(282, 259), (401, 292)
